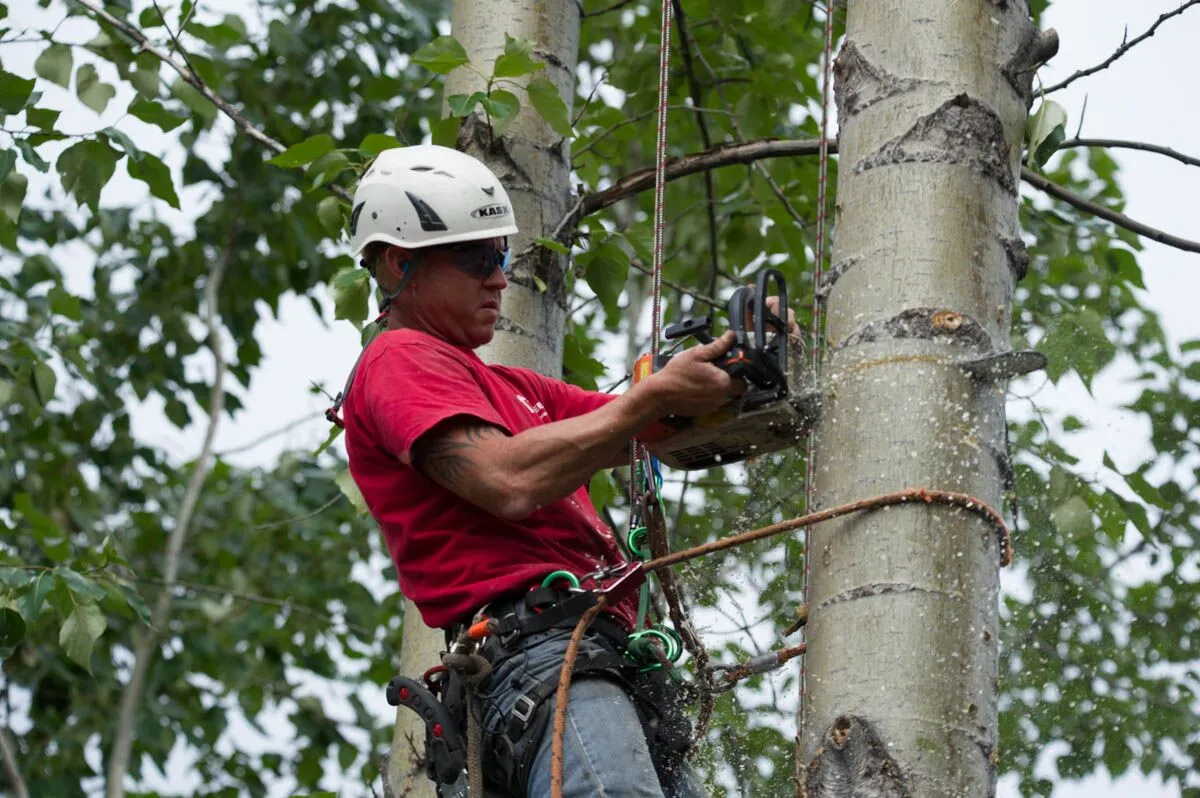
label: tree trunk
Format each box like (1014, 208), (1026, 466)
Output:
(801, 2), (1046, 796)
(385, 2), (581, 795)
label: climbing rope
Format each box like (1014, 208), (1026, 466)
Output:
(800, 0), (838, 754)
(548, 486), (1012, 798)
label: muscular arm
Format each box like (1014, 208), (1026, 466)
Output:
(413, 380), (668, 521)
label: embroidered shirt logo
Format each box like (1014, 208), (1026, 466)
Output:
(515, 394), (550, 421)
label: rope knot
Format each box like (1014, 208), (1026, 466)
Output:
(442, 651), (492, 686)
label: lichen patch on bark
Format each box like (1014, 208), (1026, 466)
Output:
(855, 94), (1016, 194)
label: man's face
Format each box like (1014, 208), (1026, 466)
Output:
(393, 237), (510, 348)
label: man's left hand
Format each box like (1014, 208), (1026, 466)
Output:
(764, 295), (802, 338)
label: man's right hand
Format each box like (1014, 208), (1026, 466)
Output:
(646, 330), (745, 417)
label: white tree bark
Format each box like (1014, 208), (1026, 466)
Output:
(386, 2), (581, 795)
(801, 2), (1051, 796)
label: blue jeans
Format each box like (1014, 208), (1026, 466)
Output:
(478, 625), (707, 798)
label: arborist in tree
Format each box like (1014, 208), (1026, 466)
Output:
(336, 144), (797, 798)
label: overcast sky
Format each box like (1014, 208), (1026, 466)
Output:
(6, 0), (1199, 795)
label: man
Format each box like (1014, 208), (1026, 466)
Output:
(342, 145), (783, 797)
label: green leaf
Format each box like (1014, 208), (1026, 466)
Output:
(493, 35), (543, 78)
(330, 266), (370, 324)
(26, 106), (60, 131)
(34, 43), (73, 87)
(307, 150), (350, 190)
(0, 606), (25, 660)
(535, 236), (569, 255)
(359, 133), (402, 156)
(76, 63), (116, 114)
(59, 600), (106, 672)
(412, 35), (470, 74)
(128, 152), (180, 209)
(1026, 99), (1067, 170)
(109, 579), (152, 627)
(0, 169), (26, 222)
(21, 573), (53, 623)
(334, 469), (369, 515)
(0, 69), (34, 114)
(430, 116), (460, 148)
(526, 77), (573, 139)
(15, 139), (49, 172)
(581, 240), (630, 318)
(102, 127), (142, 161)
(48, 285), (82, 320)
(268, 134), (335, 168)
(55, 567), (108, 602)
(32, 360), (56, 405)
(57, 138), (119, 213)
(483, 89), (519, 120)
(128, 97), (187, 132)
(0, 149), (13, 185)
(314, 423), (344, 457)
(317, 195), (344, 236)
(447, 92), (486, 117)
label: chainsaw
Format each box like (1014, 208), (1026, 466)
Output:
(633, 268), (820, 470)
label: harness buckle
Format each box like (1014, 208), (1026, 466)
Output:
(511, 693), (537, 726)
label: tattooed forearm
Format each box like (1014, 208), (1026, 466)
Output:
(415, 422), (507, 488)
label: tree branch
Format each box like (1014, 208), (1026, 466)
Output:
(1021, 166), (1200, 254)
(568, 135), (1200, 258)
(214, 410), (323, 457)
(0, 726), (29, 798)
(1045, 0), (1200, 94)
(577, 138), (822, 219)
(71, 0), (351, 202)
(105, 233), (235, 798)
(1060, 137), (1200, 169)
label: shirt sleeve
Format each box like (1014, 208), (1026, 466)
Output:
(359, 340), (508, 464)
(527, 372), (619, 422)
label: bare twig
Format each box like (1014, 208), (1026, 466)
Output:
(247, 494), (344, 531)
(215, 410), (323, 457)
(1060, 137), (1200, 169)
(150, 0), (199, 80)
(0, 726), (29, 798)
(1022, 166), (1200, 254)
(629, 258), (720, 308)
(582, 0), (638, 18)
(1045, 1), (1200, 94)
(572, 105), (735, 161)
(105, 234), (235, 798)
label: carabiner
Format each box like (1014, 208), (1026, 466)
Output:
(540, 570), (581, 590)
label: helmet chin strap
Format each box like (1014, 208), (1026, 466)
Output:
(378, 258), (417, 314)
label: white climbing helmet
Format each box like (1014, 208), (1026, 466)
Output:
(348, 144), (519, 257)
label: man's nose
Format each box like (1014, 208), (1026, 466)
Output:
(484, 264), (509, 289)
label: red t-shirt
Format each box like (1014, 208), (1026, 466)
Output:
(343, 328), (637, 631)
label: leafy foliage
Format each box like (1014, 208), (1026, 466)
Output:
(0, 0), (1195, 796)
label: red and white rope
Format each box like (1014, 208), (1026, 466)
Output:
(649, 0), (673, 364)
(800, 0), (837, 751)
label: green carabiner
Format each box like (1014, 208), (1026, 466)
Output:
(626, 526), (650, 561)
(540, 570), (580, 590)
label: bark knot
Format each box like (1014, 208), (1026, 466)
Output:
(806, 715), (912, 798)
(834, 308), (996, 355)
(834, 41), (931, 118)
(856, 94), (1017, 195)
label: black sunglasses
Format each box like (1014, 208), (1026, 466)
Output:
(435, 238), (512, 278)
